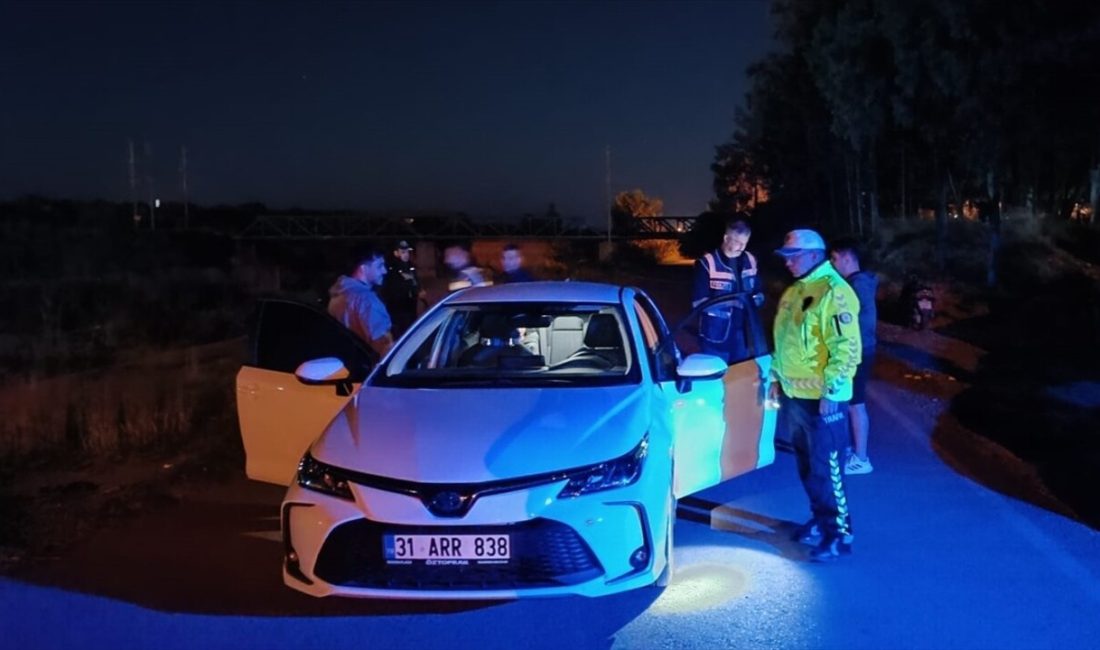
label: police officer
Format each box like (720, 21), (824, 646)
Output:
(381, 240), (423, 337)
(769, 229), (862, 562)
(692, 218), (764, 364)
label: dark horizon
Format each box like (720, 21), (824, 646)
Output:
(0, 1), (774, 224)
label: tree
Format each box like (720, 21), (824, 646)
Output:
(611, 189), (664, 234)
(612, 189), (664, 218)
(805, 0), (894, 236)
(711, 142), (769, 213)
(714, 0), (1100, 278)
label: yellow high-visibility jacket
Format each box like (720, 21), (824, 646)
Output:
(772, 261), (862, 401)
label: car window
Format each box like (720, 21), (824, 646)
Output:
(633, 301), (660, 352)
(375, 302), (641, 388)
(250, 299), (376, 381)
(632, 294), (679, 381)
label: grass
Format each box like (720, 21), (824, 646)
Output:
(864, 217), (1100, 528)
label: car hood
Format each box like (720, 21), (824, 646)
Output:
(310, 384), (649, 483)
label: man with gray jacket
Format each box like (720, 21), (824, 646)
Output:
(328, 245), (394, 358)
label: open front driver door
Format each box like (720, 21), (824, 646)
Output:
(236, 300), (376, 485)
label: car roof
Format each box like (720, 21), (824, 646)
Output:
(445, 281), (627, 305)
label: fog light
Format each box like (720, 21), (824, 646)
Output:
(287, 551), (299, 563)
(630, 546), (649, 569)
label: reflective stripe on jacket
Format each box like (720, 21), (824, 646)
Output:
(772, 261), (862, 400)
(698, 250), (758, 298)
(695, 250), (758, 343)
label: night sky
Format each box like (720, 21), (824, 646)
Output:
(1, 1), (772, 222)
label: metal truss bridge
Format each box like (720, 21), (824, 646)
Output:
(237, 213), (698, 241)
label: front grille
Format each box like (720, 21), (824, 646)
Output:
(312, 518), (604, 589)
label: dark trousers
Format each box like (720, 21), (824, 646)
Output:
(782, 394), (853, 539)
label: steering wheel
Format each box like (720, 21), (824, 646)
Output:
(553, 349), (614, 370)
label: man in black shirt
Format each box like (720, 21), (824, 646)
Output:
(498, 243), (535, 283)
(381, 240), (423, 337)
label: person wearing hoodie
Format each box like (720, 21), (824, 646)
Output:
(328, 245), (394, 358)
(830, 238), (878, 475)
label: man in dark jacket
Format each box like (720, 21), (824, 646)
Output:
(382, 240), (423, 337)
(830, 239), (878, 475)
(498, 243), (535, 283)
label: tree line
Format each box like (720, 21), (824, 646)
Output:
(711, 0), (1100, 254)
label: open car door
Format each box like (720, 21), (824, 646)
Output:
(636, 292), (777, 498)
(236, 299), (377, 485)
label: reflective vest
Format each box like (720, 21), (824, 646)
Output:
(698, 250), (757, 343)
(772, 261), (862, 400)
(448, 266), (492, 292)
(701, 250), (758, 296)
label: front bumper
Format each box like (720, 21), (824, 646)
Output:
(280, 473), (665, 599)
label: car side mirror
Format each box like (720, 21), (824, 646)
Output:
(295, 357), (353, 395)
(676, 353), (728, 380)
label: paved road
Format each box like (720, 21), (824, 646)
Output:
(4, 372), (1100, 649)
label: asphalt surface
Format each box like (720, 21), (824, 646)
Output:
(3, 374), (1100, 649)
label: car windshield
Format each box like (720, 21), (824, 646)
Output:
(373, 302), (638, 388)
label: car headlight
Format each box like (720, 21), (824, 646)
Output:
(297, 453), (354, 501)
(558, 435), (648, 498)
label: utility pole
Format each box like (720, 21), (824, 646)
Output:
(605, 145), (611, 243)
(127, 138), (138, 227)
(144, 138), (156, 231)
(179, 145), (189, 230)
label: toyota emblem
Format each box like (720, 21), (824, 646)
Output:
(430, 491), (464, 514)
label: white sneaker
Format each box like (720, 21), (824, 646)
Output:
(845, 455), (873, 475)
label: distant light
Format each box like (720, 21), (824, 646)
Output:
(154, 198), (161, 208)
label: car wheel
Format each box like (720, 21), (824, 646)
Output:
(653, 490), (676, 588)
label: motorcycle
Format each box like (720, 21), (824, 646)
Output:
(904, 281), (936, 330)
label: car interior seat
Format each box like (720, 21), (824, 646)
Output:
(559, 313), (625, 368)
(457, 314), (533, 368)
(547, 315), (585, 365)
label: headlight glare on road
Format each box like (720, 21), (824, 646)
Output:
(558, 435), (648, 498)
(297, 453), (354, 501)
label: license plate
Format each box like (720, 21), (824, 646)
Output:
(383, 534), (511, 561)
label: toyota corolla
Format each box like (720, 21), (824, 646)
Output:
(236, 281), (776, 599)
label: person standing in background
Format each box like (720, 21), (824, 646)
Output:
(382, 240), (424, 338)
(498, 243), (535, 283)
(328, 245), (394, 358)
(443, 241), (490, 292)
(830, 238), (878, 475)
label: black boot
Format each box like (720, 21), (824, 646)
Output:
(809, 535), (853, 562)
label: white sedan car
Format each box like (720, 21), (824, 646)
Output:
(237, 281), (776, 599)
